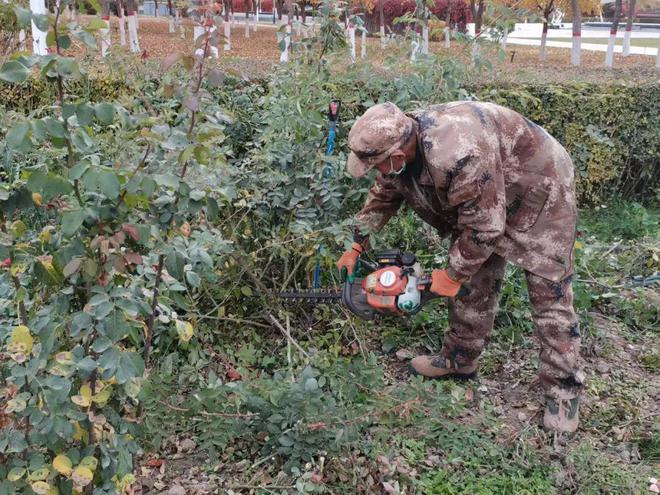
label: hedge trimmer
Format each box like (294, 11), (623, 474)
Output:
(278, 249), (470, 321)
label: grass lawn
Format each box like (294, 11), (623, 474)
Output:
(516, 36), (660, 47)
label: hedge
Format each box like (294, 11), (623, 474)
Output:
(471, 83), (660, 204)
(1, 76), (658, 205)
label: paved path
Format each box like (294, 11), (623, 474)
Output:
(505, 37), (659, 56)
(505, 24), (660, 56)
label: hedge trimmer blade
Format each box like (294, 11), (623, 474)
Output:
(276, 290), (342, 303)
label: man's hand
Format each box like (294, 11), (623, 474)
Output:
(337, 242), (364, 278)
(430, 269), (462, 297)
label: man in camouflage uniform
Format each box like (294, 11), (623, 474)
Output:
(337, 102), (585, 433)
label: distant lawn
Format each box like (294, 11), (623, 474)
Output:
(517, 36), (659, 47)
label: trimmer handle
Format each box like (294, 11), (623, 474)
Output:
(418, 277), (472, 298)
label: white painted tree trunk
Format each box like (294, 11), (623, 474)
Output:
(605, 30), (616, 67)
(18, 29), (26, 51)
(279, 23), (291, 62)
(656, 35), (660, 68)
(30, 0), (48, 55)
(444, 26), (450, 48)
(422, 26), (429, 54)
(411, 37), (420, 62)
(118, 4), (127, 45)
(224, 21), (231, 51)
(380, 25), (386, 48)
(605, 0), (621, 67)
(194, 24), (204, 50)
(571, 34), (581, 65)
(195, 25), (219, 58)
(100, 16), (111, 56)
(245, 12), (250, 37)
(501, 26), (508, 50)
(253, 0), (259, 31)
(169, 16), (175, 32)
(127, 12), (140, 52)
(176, 10), (185, 39)
(361, 30), (366, 59)
(471, 41), (479, 62)
(67, 4), (74, 19)
(622, 27), (631, 56)
(571, 2), (581, 66)
(348, 26), (356, 63)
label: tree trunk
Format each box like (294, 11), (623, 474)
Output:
(470, 0), (483, 36)
(167, 0), (175, 32)
(224, 0), (232, 50)
(361, 28), (366, 58)
(501, 25), (508, 50)
(30, 0), (47, 55)
(656, 35), (660, 68)
(444, 0), (451, 48)
(347, 21), (355, 63)
(245, 0), (250, 38)
(571, 0), (581, 66)
(117, 0), (127, 45)
(100, 0), (111, 56)
(605, 0), (622, 68)
(125, 0), (140, 52)
(540, 20), (548, 61)
(154, 0), (158, 17)
(421, 3), (429, 54)
(379, 0), (385, 47)
(622, 0), (635, 56)
(279, 0), (292, 62)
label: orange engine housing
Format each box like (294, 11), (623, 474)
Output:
(362, 266), (408, 313)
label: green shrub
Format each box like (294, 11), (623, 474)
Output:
(0, 74), (126, 112)
(472, 83), (660, 205)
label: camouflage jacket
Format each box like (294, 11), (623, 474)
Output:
(354, 101), (577, 282)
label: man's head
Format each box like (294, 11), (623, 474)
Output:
(346, 102), (417, 179)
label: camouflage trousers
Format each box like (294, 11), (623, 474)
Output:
(441, 253), (585, 400)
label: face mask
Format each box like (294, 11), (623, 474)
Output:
(384, 155), (406, 178)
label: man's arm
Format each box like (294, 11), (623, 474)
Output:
(352, 174), (405, 248)
(444, 153), (506, 282)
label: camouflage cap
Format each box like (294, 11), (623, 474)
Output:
(346, 102), (413, 178)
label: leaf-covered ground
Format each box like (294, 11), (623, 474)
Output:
(135, 205), (659, 494)
(73, 16), (659, 84)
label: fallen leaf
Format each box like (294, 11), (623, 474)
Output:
(226, 366), (241, 381)
(395, 348), (414, 361)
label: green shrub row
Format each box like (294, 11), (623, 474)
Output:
(3, 75), (658, 205)
(471, 83), (660, 204)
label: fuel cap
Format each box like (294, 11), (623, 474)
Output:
(379, 270), (397, 287)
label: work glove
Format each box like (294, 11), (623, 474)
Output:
(430, 269), (462, 298)
(337, 242), (364, 278)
